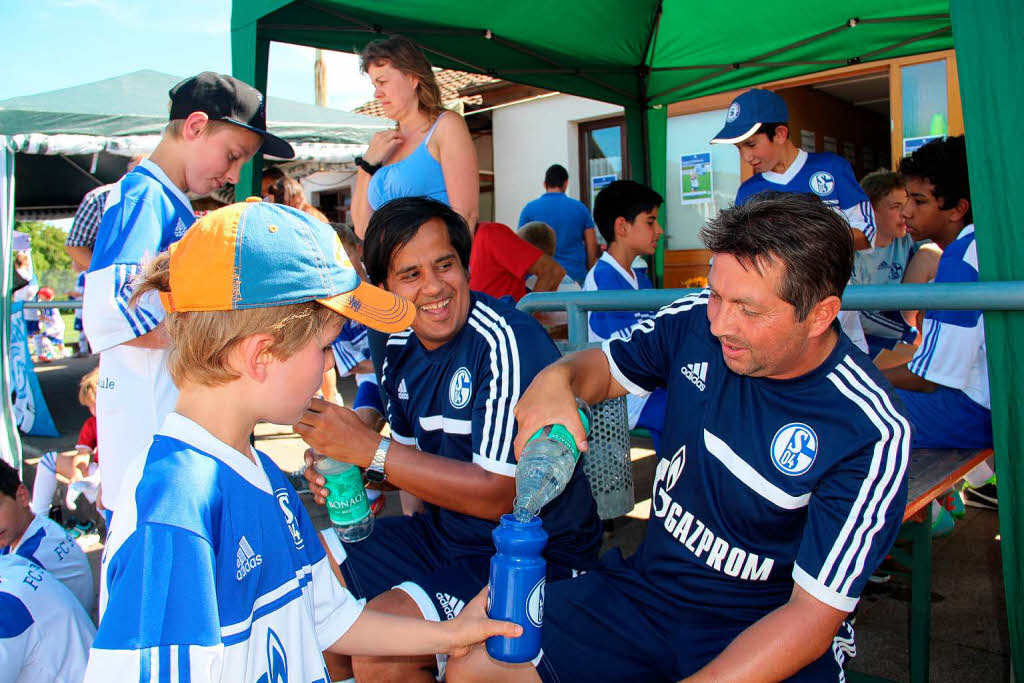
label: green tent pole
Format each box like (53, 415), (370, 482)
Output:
(0, 138), (22, 471)
(951, 0), (1024, 675)
(231, 21), (270, 200)
(625, 104), (668, 286)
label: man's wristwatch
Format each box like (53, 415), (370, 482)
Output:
(365, 435), (391, 483)
(355, 156), (382, 176)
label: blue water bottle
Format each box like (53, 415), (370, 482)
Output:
(486, 514), (548, 663)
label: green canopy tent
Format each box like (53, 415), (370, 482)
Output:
(230, 0), (1024, 674)
(0, 69), (388, 216)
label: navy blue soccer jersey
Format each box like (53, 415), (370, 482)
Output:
(87, 413), (362, 682)
(605, 291), (910, 616)
(380, 292), (601, 567)
(736, 151), (876, 245)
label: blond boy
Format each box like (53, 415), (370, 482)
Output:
(84, 200), (518, 682)
(83, 72), (291, 518)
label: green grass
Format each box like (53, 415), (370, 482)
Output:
(60, 312), (80, 347)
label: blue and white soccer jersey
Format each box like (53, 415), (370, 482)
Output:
(900, 225), (991, 448)
(335, 293), (600, 671)
(87, 413), (363, 682)
(331, 319), (370, 375)
(83, 159), (194, 512)
(851, 235), (918, 355)
(0, 555), (96, 683)
(535, 291), (910, 682)
(736, 150), (877, 246)
(1, 514), (95, 614)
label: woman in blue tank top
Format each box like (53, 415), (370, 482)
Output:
(351, 36), (479, 240)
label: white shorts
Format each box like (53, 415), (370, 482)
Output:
(95, 344), (178, 513)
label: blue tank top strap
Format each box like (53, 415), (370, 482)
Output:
(423, 111), (446, 146)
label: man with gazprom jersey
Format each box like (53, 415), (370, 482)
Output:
(82, 72), (294, 518)
(298, 197), (601, 682)
(448, 193), (910, 683)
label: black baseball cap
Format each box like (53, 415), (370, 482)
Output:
(169, 72), (295, 159)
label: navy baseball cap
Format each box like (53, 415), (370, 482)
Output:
(169, 72), (295, 159)
(710, 89), (789, 144)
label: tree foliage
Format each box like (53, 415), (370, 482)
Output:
(13, 221), (71, 273)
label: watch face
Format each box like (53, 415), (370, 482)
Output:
(365, 468), (386, 483)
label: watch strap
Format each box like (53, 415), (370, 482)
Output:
(368, 435), (390, 480)
(355, 156), (382, 176)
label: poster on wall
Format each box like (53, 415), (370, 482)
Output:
(903, 135), (943, 156)
(590, 174), (617, 210)
(800, 130), (816, 153)
(9, 302), (59, 437)
(823, 136), (838, 154)
(679, 152), (713, 204)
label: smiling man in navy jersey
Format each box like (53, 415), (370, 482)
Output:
(448, 192), (910, 683)
(298, 197), (601, 682)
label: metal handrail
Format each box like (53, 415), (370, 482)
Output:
(518, 282), (1024, 350)
(21, 300), (81, 310)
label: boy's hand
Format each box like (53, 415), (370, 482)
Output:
(294, 398), (379, 468)
(302, 449), (329, 505)
(444, 587), (522, 658)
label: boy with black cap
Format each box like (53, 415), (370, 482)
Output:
(83, 72), (293, 523)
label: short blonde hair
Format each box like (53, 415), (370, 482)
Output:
(79, 368), (99, 407)
(131, 252), (338, 387)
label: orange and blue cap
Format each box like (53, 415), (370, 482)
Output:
(159, 197), (415, 333)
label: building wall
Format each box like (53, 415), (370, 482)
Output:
(492, 94), (621, 227)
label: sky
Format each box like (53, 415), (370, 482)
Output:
(0, 0), (376, 111)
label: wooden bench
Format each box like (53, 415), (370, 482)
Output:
(848, 447), (993, 683)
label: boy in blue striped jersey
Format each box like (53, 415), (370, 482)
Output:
(883, 136), (996, 509)
(85, 200), (519, 683)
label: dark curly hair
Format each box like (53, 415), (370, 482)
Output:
(898, 135), (971, 225)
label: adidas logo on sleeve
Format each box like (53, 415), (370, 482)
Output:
(236, 536), (263, 580)
(681, 362), (708, 391)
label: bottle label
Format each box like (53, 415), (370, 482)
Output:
(526, 576), (545, 627)
(323, 467), (371, 526)
(528, 414), (586, 463)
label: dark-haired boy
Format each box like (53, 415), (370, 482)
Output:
(83, 72), (295, 521)
(883, 135), (996, 507)
(584, 180), (667, 449)
(299, 197), (601, 682)
(0, 460), (95, 614)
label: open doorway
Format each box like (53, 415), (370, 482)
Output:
(775, 71), (892, 180)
